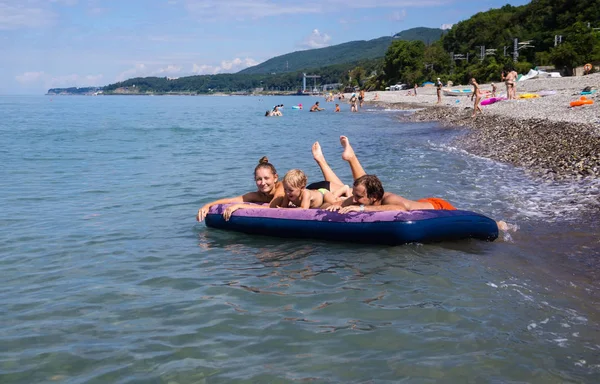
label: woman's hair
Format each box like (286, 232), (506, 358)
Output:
(283, 169), (307, 188)
(255, 156), (277, 177)
(354, 175), (384, 201)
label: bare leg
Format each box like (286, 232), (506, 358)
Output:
(340, 136), (367, 180)
(312, 141), (345, 187)
(331, 184), (351, 199)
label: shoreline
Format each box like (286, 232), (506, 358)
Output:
(359, 74), (600, 182)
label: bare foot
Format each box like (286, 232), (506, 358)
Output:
(341, 184), (351, 197)
(340, 136), (356, 161)
(497, 221), (509, 231)
(312, 141), (325, 162)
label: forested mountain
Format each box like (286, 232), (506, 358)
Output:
(100, 58), (381, 94)
(393, 27), (446, 44)
(436, 0), (600, 82)
(238, 37), (393, 75)
(239, 27), (444, 75)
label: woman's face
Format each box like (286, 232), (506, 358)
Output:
(255, 167), (277, 194)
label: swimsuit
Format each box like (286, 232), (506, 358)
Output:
(417, 197), (456, 210)
(317, 188), (328, 195)
(306, 180), (330, 191)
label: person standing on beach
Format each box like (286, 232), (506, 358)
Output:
(502, 70), (516, 99)
(509, 69), (518, 98)
(414, 83), (418, 96)
(470, 78), (483, 117)
(491, 83), (497, 97)
(436, 78), (443, 104)
(359, 89), (365, 108)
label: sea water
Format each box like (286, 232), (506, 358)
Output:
(1, 95), (599, 383)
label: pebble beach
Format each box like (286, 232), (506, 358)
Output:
(360, 73), (600, 183)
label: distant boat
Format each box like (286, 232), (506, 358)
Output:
(443, 88), (473, 96)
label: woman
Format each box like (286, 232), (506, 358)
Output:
(470, 78), (483, 117)
(196, 157), (284, 222)
(197, 154), (350, 221)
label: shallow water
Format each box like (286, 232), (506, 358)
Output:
(1, 95), (599, 383)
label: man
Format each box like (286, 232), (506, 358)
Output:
(320, 136), (509, 230)
(436, 78), (443, 104)
(322, 136), (456, 213)
(327, 174), (456, 213)
(310, 101), (324, 112)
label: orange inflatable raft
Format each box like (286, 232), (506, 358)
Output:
(570, 96), (594, 107)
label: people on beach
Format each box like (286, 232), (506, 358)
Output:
(414, 83), (418, 96)
(436, 78), (443, 104)
(310, 101), (324, 112)
(491, 83), (497, 97)
(470, 78), (483, 117)
(349, 93), (358, 112)
(196, 157), (284, 221)
(359, 89), (365, 108)
(502, 70), (517, 99)
(373, 93), (379, 101)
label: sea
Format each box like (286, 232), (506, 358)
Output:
(1, 95), (599, 383)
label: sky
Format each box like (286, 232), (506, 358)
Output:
(0, 0), (530, 94)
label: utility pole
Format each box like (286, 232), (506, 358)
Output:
(513, 38), (519, 63)
(554, 35), (562, 46)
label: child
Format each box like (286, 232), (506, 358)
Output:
(281, 169), (349, 209)
(335, 104), (340, 112)
(470, 78), (483, 117)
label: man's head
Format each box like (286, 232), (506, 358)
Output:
(352, 175), (384, 205)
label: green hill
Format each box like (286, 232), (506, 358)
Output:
(238, 36), (393, 75)
(238, 27), (444, 75)
(393, 27), (446, 44)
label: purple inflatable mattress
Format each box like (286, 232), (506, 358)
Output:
(204, 204), (498, 245)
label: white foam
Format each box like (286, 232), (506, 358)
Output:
(430, 141), (600, 222)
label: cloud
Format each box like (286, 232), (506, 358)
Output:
(298, 29), (331, 49)
(183, 0), (320, 20)
(155, 65), (182, 75)
(441, 23), (453, 30)
(191, 57), (260, 75)
(15, 71), (103, 89)
(182, 0), (449, 21)
(49, 0), (78, 5)
(116, 64), (149, 82)
(0, 1), (56, 30)
(15, 71), (46, 84)
(47, 73), (104, 88)
(389, 10), (407, 22)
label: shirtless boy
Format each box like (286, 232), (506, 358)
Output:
(281, 169), (341, 209)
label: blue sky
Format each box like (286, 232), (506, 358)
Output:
(0, 0), (530, 94)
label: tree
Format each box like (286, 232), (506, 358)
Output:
(383, 40), (425, 85)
